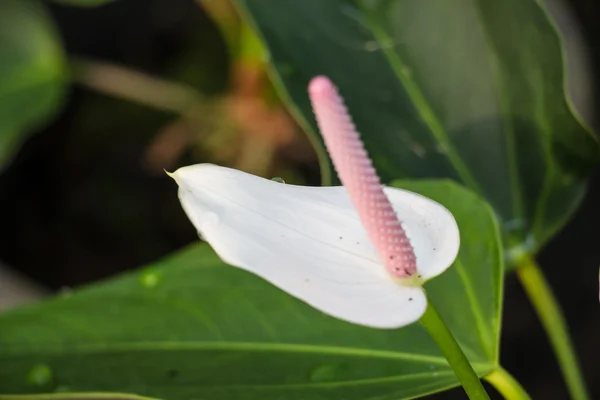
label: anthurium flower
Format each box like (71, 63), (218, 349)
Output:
(171, 77), (460, 329)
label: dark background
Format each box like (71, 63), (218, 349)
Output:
(0, 0), (598, 398)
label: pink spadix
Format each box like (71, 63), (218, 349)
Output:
(308, 76), (417, 279)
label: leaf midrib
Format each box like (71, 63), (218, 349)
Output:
(1, 343), (493, 388)
(0, 372), (459, 394)
(1, 341), (495, 390)
(1, 340), (494, 370)
(2, 341), (445, 363)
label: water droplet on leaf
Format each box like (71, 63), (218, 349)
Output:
(140, 269), (162, 288)
(27, 364), (53, 387)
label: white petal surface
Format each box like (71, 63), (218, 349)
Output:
(172, 164), (459, 328)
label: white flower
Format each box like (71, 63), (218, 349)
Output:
(171, 163), (459, 329)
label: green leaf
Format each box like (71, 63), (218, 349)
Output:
(235, 0), (600, 259)
(0, 181), (502, 400)
(0, 0), (68, 169)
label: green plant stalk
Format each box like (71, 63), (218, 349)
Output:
(485, 367), (532, 400)
(420, 302), (491, 400)
(516, 255), (589, 400)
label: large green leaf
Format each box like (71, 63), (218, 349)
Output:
(0, 181), (502, 400)
(0, 0), (68, 169)
(236, 0), (600, 259)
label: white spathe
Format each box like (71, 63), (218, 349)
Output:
(172, 164), (460, 329)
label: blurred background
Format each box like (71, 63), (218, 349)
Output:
(0, 0), (598, 398)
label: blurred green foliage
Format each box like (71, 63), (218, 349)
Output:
(0, 0), (68, 169)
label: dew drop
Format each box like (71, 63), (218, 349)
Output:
(308, 364), (340, 383)
(27, 364), (53, 387)
(140, 269), (162, 288)
(271, 177), (285, 184)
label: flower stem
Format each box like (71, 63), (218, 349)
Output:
(516, 255), (589, 400)
(485, 367), (531, 400)
(420, 302), (490, 400)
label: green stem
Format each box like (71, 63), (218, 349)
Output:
(420, 303), (490, 400)
(485, 367), (531, 400)
(516, 255), (589, 400)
